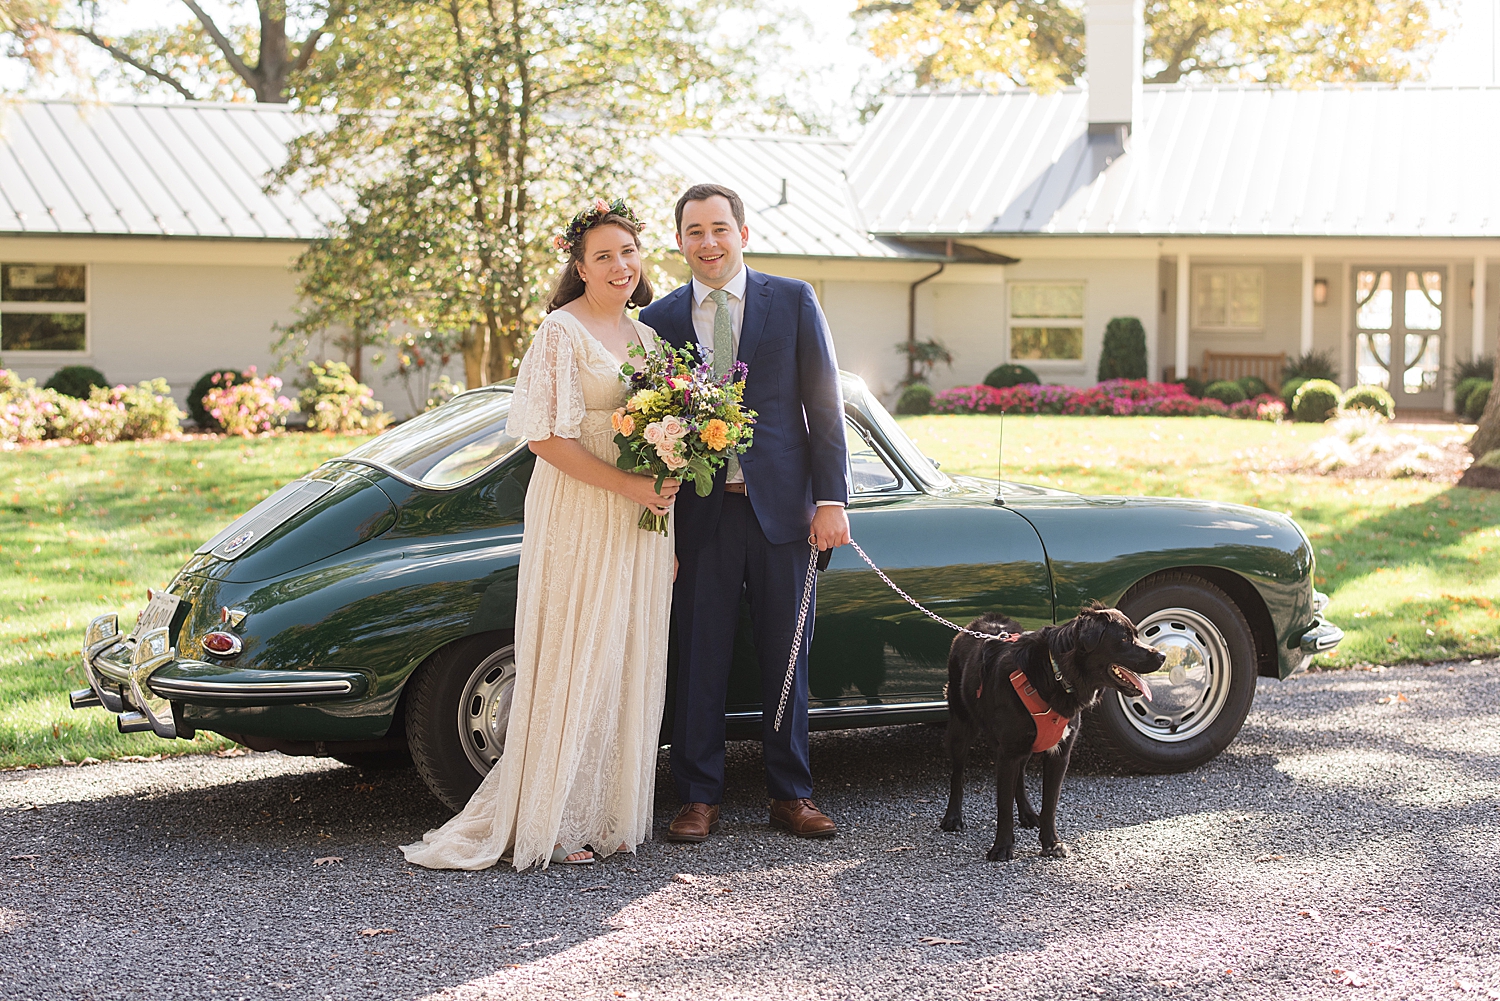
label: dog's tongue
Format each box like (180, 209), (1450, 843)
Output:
(1120, 668), (1152, 701)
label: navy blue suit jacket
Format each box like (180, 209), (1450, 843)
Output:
(639, 268), (848, 549)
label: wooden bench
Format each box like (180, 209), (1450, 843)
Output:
(1164, 351), (1286, 391)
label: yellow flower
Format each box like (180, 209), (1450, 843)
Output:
(699, 418), (730, 451)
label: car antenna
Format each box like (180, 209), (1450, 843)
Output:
(994, 409), (1006, 506)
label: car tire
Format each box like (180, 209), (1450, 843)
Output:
(1087, 572), (1258, 774)
(404, 632), (517, 812)
(331, 749), (413, 771)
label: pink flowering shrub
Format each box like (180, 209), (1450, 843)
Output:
(3, 370), (188, 445)
(0, 370), (64, 443)
(203, 366), (297, 437)
(930, 379), (1282, 421)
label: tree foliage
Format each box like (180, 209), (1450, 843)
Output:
(854, 0), (1444, 93)
(2, 0), (341, 102)
(276, 0), (748, 390)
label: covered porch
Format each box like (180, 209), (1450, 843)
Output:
(1158, 239), (1500, 414)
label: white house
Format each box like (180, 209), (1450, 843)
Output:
(2, 0), (1498, 416)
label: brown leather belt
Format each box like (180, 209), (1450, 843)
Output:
(723, 482), (747, 494)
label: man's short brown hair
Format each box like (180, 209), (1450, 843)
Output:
(674, 183), (746, 233)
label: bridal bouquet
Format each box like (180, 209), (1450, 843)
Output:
(613, 343), (756, 534)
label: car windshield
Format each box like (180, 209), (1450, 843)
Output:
(860, 390), (950, 489)
(341, 389), (524, 487)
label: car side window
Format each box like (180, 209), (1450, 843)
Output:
(845, 420), (902, 494)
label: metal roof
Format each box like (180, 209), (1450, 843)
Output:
(0, 102), (916, 257)
(0, 99), (344, 240)
(655, 132), (910, 258)
(847, 85), (1500, 239)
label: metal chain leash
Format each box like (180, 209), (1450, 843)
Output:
(773, 539), (1013, 732)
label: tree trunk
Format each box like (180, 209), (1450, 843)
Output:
(462, 322), (489, 389)
(255, 3), (291, 103)
(1468, 351), (1500, 457)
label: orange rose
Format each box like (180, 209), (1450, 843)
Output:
(617, 414), (635, 437)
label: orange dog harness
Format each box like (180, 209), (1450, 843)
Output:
(1008, 669), (1071, 752)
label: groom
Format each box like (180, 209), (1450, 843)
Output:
(641, 183), (850, 842)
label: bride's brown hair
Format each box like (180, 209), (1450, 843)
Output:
(545, 214), (654, 312)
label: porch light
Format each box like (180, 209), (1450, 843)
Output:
(1313, 279), (1328, 306)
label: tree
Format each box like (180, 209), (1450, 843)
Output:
(1469, 353), (1500, 459)
(2, 0), (342, 102)
(853, 0), (1443, 92)
(277, 0), (749, 390)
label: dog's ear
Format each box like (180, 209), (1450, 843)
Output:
(1077, 609), (1108, 652)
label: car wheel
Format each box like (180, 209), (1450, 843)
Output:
(404, 633), (517, 812)
(1088, 573), (1258, 773)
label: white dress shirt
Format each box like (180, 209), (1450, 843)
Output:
(689, 266), (842, 507)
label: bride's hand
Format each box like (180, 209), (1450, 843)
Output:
(624, 475), (680, 514)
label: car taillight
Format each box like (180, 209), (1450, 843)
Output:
(202, 632), (243, 657)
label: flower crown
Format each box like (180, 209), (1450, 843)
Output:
(553, 197), (643, 254)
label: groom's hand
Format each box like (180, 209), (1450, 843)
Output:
(810, 504), (851, 551)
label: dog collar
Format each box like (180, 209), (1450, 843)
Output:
(1049, 654), (1076, 694)
(1009, 669), (1071, 753)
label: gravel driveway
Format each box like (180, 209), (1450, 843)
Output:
(3, 661), (1498, 1001)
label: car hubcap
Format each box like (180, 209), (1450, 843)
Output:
(1117, 608), (1231, 743)
(457, 645), (516, 774)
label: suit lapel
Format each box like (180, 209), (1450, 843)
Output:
(737, 268), (773, 363)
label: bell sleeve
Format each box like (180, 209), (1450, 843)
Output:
(506, 316), (585, 441)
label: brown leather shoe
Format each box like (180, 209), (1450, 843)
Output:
(769, 798), (837, 838)
(666, 803), (720, 843)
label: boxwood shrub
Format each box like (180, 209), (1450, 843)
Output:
(1235, 375), (1270, 399)
(1280, 375), (1309, 409)
(1203, 380), (1247, 405)
(1464, 381), (1492, 422)
(1339, 384), (1395, 419)
(1097, 317), (1148, 381)
(43, 365), (108, 399)
(1293, 379), (1342, 422)
(896, 383), (934, 415)
(982, 364), (1039, 389)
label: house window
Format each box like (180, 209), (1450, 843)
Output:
(1, 264), (88, 352)
(1009, 282), (1084, 361)
(1192, 266), (1263, 331)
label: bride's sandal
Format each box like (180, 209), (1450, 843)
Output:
(550, 845), (595, 866)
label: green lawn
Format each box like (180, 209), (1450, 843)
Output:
(897, 414), (1500, 670)
(0, 435), (361, 768)
(3, 417), (1496, 769)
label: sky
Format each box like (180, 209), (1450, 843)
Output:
(6, 0), (1498, 124)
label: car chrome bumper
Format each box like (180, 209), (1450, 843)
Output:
(72, 613), (367, 741)
(1300, 616), (1345, 655)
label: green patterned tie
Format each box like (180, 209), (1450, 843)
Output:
(708, 288), (740, 482)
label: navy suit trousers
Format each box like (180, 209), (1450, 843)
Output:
(670, 494), (814, 804)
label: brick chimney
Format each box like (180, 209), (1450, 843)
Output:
(1086, 0), (1144, 161)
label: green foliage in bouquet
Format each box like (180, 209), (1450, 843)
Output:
(611, 343), (757, 533)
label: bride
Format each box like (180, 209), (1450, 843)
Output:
(402, 198), (677, 870)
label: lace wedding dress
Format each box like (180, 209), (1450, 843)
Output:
(401, 311), (674, 871)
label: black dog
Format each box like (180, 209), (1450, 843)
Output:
(940, 604), (1164, 861)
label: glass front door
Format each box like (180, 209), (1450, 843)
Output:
(1354, 268), (1445, 410)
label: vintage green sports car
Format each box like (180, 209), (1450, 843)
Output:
(70, 376), (1342, 810)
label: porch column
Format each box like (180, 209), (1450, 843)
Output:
(1475, 255), (1488, 360)
(1176, 253), (1190, 378)
(1300, 253), (1315, 355)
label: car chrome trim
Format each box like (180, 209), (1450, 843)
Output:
(1312, 590), (1330, 614)
(726, 700), (949, 723)
(326, 446), (529, 494)
(147, 677), (356, 698)
(1300, 618), (1344, 653)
